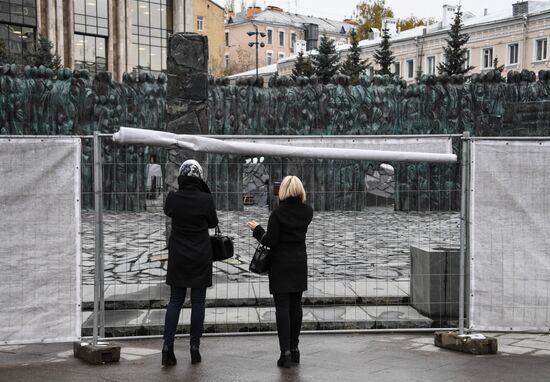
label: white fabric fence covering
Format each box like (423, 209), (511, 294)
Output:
(113, 127), (457, 163)
(0, 138), (81, 344)
(469, 139), (550, 331)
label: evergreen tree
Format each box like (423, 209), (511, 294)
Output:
(373, 26), (394, 75)
(340, 29), (369, 83)
(312, 35), (340, 84)
(493, 57), (504, 73)
(437, 6), (474, 75)
(30, 35), (62, 70)
(292, 50), (315, 78)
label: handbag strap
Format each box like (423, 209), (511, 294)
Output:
(259, 232), (267, 247)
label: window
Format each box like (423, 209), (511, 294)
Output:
(427, 56), (436, 74)
(394, 62), (400, 76)
(224, 53), (229, 68)
(225, 31), (229, 47)
(74, 33), (107, 72)
(290, 32), (296, 53)
(266, 51), (272, 65)
(279, 31), (284, 47)
(482, 47), (493, 68)
(463, 49), (471, 70)
(508, 43), (519, 65)
(406, 59), (414, 78)
(0, 0), (37, 27)
(0, 0), (37, 63)
(74, 0), (109, 37)
(74, 0), (109, 73)
(267, 29), (272, 45)
(536, 38), (547, 61)
(197, 16), (204, 32)
(130, 0), (173, 74)
(278, 52), (285, 61)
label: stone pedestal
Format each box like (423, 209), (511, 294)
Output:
(410, 245), (468, 320)
(166, 33), (209, 192)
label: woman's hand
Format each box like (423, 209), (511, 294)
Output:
(246, 220), (258, 231)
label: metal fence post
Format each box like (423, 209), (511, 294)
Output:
(92, 131), (105, 344)
(459, 131), (471, 335)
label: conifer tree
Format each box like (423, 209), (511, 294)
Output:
(30, 35), (62, 70)
(340, 29), (369, 83)
(312, 35), (340, 84)
(373, 26), (394, 75)
(292, 51), (315, 78)
(438, 6), (474, 75)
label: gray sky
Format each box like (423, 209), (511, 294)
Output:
(241, 1), (519, 21)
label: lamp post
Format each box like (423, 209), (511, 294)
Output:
(247, 26), (266, 81)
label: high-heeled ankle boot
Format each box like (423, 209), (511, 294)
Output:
(290, 348), (300, 364)
(161, 343), (177, 366)
(277, 350), (292, 368)
(190, 337), (202, 365)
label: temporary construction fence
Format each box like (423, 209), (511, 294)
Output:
(5, 131), (550, 345)
(467, 138), (550, 332)
(0, 138), (81, 345)
(82, 129), (462, 341)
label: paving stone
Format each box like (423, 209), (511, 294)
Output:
(363, 305), (433, 328)
(513, 339), (550, 351)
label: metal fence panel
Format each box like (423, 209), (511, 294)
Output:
(80, 136), (462, 338)
(0, 138), (82, 344)
(469, 139), (550, 331)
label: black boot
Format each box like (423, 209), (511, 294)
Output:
(290, 348), (300, 364)
(161, 343), (177, 366)
(190, 337), (202, 365)
(277, 350), (292, 368)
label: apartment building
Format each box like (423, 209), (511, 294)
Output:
(0, 1), (225, 81)
(224, 5), (355, 73)
(192, 0), (224, 76)
(276, 1), (550, 81)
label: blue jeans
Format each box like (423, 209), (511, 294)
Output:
(163, 286), (207, 347)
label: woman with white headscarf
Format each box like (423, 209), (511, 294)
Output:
(162, 160), (218, 366)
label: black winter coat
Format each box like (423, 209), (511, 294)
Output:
(164, 176), (218, 288)
(253, 197), (313, 294)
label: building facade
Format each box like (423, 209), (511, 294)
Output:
(224, 6), (355, 74)
(192, 0), (224, 76)
(277, 2), (550, 82)
(0, 1), (226, 81)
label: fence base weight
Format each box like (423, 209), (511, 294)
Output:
(434, 332), (498, 355)
(73, 342), (121, 365)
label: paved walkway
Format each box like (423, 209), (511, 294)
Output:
(82, 206), (459, 284)
(1, 333), (550, 382)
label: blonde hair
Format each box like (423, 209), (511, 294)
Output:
(278, 175), (306, 202)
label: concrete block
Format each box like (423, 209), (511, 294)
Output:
(410, 245), (468, 319)
(434, 332), (498, 355)
(73, 342), (121, 364)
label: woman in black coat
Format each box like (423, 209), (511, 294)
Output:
(162, 160), (218, 366)
(247, 175), (313, 368)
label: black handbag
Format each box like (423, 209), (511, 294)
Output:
(249, 234), (270, 274)
(210, 225), (234, 262)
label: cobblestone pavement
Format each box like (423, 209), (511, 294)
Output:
(81, 205), (459, 285)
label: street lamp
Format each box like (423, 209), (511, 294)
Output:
(247, 26), (266, 81)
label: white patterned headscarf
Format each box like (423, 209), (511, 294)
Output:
(179, 159), (204, 180)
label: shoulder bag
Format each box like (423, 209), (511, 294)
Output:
(249, 234), (270, 274)
(211, 225), (234, 261)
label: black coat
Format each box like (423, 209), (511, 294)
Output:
(164, 176), (218, 288)
(253, 197), (313, 294)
